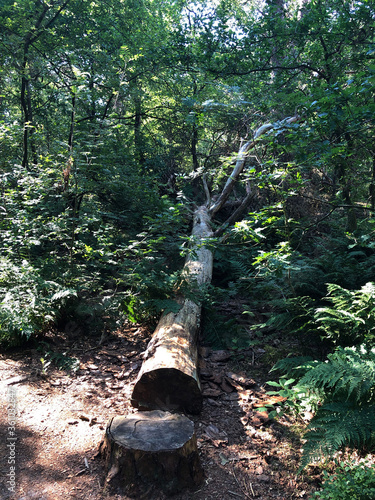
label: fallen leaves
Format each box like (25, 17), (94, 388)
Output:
(0, 323), (318, 500)
(210, 350), (232, 363)
(203, 387), (222, 398)
(253, 395), (287, 407)
(202, 369), (257, 402)
(226, 372), (256, 388)
(251, 411), (270, 427)
(202, 423), (228, 447)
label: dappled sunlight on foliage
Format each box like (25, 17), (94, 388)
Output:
(0, 0), (374, 494)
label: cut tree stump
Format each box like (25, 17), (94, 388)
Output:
(100, 410), (204, 495)
(131, 206), (213, 415)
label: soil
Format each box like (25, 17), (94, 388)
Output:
(0, 311), (321, 500)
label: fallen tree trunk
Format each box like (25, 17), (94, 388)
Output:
(102, 116), (300, 494)
(131, 117), (299, 414)
(131, 206), (213, 414)
(101, 410), (204, 494)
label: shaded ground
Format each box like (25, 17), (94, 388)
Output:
(0, 309), (321, 499)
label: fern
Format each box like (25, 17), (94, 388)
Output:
(0, 258), (77, 346)
(38, 342), (80, 373)
(272, 355), (319, 378)
(227, 255), (254, 292)
(270, 345), (375, 468)
(315, 282), (375, 345)
(300, 346), (375, 402)
(302, 403), (375, 469)
(257, 295), (317, 337)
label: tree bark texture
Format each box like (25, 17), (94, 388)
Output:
(100, 411), (204, 495)
(131, 206), (213, 414)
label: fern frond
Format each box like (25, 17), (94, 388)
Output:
(301, 402), (375, 469)
(299, 346), (375, 403)
(271, 356), (317, 377)
(316, 283), (375, 344)
(230, 257), (253, 284)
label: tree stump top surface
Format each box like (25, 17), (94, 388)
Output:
(108, 411), (195, 452)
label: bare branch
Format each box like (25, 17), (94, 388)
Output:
(214, 181), (254, 237)
(209, 116), (299, 217)
(202, 173), (211, 207)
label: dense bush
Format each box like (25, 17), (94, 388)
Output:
(315, 282), (375, 345)
(0, 258), (77, 347)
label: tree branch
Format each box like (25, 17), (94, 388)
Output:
(214, 181), (254, 237)
(202, 173), (211, 207)
(209, 116), (299, 216)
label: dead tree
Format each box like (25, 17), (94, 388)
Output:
(131, 116), (299, 413)
(102, 116), (299, 493)
(131, 206), (213, 414)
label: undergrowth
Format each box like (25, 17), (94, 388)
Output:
(312, 460), (375, 499)
(268, 345), (375, 469)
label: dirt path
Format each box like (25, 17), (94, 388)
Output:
(0, 324), (318, 499)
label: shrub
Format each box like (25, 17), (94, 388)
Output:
(0, 258), (77, 347)
(312, 460), (375, 500)
(315, 282), (375, 345)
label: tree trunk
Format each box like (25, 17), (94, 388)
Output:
(103, 116), (298, 494)
(100, 411), (204, 495)
(131, 117), (298, 414)
(370, 154), (375, 211)
(131, 206), (213, 414)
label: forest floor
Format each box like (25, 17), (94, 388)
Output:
(0, 300), (322, 500)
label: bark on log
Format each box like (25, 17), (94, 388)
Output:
(131, 206), (213, 414)
(100, 411), (204, 495)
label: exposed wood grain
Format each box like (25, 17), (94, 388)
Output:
(131, 206), (213, 414)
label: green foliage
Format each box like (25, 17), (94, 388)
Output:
(117, 198), (190, 323)
(266, 362), (322, 419)
(303, 403), (375, 470)
(202, 305), (251, 350)
(236, 224), (375, 347)
(0, 0), (373, 379)
(0, 162), (130, 345)
(313, 233), (375, 291)
(313, 461), (375, 500)
(270, 345), (375, 469)
(0, 144), (193, 346)
(0, 258), (77, 347)
(315, 282), (375, 345)
(38, 342), (80, 374)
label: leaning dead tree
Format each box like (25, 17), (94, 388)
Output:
(131, 115), (299, 413)
(102, 116), (299, 493)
